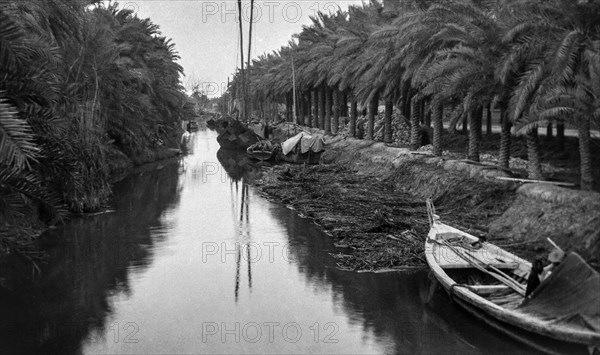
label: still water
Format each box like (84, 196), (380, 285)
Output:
(0, 128), (530, 354)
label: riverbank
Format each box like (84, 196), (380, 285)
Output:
(255, 124), (600, 272)
(0, 132), (186, 260)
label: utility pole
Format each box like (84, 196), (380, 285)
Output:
(292, 56), (297, 124)
(237, 0), (246, 122)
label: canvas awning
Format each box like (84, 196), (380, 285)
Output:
(519, 253), (600, 333)
(281, 132), (325, 155)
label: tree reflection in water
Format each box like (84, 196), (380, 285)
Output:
(0, 162), (182, 355)
(0, 128), (531, 355)
(268, 199), (530, 354)
(233, 178), (252, 303)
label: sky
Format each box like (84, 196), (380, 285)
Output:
(119, 0), (365, 97)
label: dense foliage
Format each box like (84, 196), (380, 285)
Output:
(0, 1), (189, 236)
(231, 0), (600, 190)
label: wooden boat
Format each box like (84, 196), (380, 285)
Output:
(216, 117), (261, 150)
(206, 118), (218, 129)
(246, 140), (276, 161)
(187, 120), (199, 131)
(425, 200), (600, 354)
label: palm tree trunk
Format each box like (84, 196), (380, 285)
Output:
(306, 91), (312, 128)
(468, 108), (480, 162)
(367, 91), (379, 140)
(350, 98), (358, 138)
(286, 92), (292, 122)
(325, 87), (332, 135)
(486, 104), (492, 136)
(319, 86), (325, 130)
(433, 102), (443, 156)
(332, 88), (340, 134)
(384, 99), (393, 143)
(526, 127), (543, 180)
(312, 89), (318, 128)
(410, 96), (420, 150)
(341, 91), (348, 117)
(557, 119), (565, 150)
(476, 105), (483, 144)
(546, 122), (553, 139)
(401, 82), (411, 121)
(297, 91), (304, 125)
(303, 92), (309, 126)
(499, 107), (511, 168)
(578, 116), (593, 191)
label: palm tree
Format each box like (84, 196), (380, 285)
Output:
(506, 0), (600, 187)
(1, 0), (190, 225)
(383, 99), (393, 143)
(412, 1), (509, 162)
(524, 48), (600, 190)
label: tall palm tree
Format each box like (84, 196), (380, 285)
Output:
(506, 0), (600, 187)
(523, 48), (600, 190)
(413, 1), (509, 162)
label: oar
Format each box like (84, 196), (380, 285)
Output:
(452, 245), (526, 296)
(463, 250), (526, 294)
(546, 238), (564, 253)
(436, 239), (526, 296)
(447, 242), (525, 295)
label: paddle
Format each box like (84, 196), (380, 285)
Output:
(463, 250), (526, 295)
(435, 239), (526, 296)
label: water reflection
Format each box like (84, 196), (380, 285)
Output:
(216, 148), (261, 182)
(0, 128), (532, 355)
(0, 161), (181, 355)
(266, 187), (533, 354)
(233, 179), (252, 302)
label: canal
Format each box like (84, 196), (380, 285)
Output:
(0, 127), (531, 354)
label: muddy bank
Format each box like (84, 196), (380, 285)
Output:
(257, 126), (599, 271)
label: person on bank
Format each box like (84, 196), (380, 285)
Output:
(525, 259), (544, 297)
(524, 248), (566, 299)
(541, 249), (565, 281)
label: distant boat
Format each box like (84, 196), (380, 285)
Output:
(206, 118), (218, 129)
(277, 132), (325, 164)
(216, 117), (261, 150)
(187, 120), (199, 131)
(425, 200), (600, 354)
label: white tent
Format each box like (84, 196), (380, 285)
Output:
(281, 132), (325, 155)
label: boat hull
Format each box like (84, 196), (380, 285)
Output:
(216, 127), (261, 150)
(425, 217), (600, 352)
(246, 149), (275, 161)
(451, 296), (589, 355)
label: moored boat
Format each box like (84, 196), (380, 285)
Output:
(187, 120), (199, 131)
(425, 199), (600, 354)
(206, 118), (218, 129)
(216, 117), (261, 150)
(246, 140), (276, 161)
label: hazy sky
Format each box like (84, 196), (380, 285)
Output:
(120, 0), (364, 97)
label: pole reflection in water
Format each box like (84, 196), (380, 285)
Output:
(0, 126), (533, 355)
(233, 178), (252, 302)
